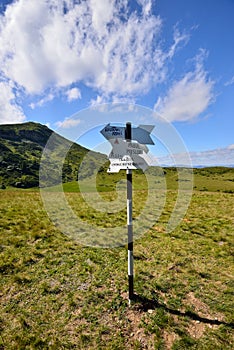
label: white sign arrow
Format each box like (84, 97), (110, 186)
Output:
(108, 158), (149, 173)
(101, 124), (154, 145)
(109, 139), (149, 159)
(107, 139), (151, 173)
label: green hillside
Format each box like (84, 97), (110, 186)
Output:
(0, 122), (107, 189)
(193, 166), (234, 193)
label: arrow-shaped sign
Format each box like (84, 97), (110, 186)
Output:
(108, 156), (149, 173)
(101, 124), (154, 145)
(108, 139), (149, 158)
(107, 139), (151, 173)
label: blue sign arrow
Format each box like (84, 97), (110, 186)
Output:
(100, 123), (154, 145)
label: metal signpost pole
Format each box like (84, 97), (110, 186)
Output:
(100, 122), (154, 304)
(125, 122), (134, 304)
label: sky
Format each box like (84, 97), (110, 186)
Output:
(0, 0), (233, 166)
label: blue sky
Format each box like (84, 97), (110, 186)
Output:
(0, 0), (233, 165)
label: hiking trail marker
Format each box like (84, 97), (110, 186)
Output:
(100, 123), (154, 173)
(100, 122), (154, 305)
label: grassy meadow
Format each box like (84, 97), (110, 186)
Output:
(0, 168), (234, 349)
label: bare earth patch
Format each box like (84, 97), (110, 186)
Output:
(162, 330), (179, 350)
(185, 292), (225, 339)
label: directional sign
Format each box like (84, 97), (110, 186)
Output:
(132, 125), (154, 145)
(107, 139), (151, 173)
(100, 123), (154, 173)
(101, 124), (125, 140)
(109, 139), (148, 159)
(108, 155), (149, 173)
(108, 158), (137, 173)
(101, 124), (154, 145)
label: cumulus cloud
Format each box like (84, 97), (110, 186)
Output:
(0, 0), (188, 102)
(154, 51), (215, 122)
(0, 81), (26, 124)
(65, 87), (81, 102)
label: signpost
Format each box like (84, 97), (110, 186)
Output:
(100, 122), (154, 305)
(125, 122), (134, 304)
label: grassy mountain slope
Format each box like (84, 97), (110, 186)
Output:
(0, 122), (107, 188)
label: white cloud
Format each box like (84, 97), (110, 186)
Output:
(90, 95), (109, 108)
(154, 51), (215, 122)
(156, 146), (234, 167)
(0, 81), (26, 124)
(89, 0), (115, 36)
(227, 144), (234, 150)
(29, 93), (55, 109)
(224, 75), (234, 87)
(90, 94), (135, 108)
(136, 0), (152, 16)
(65, 87), (81, 102)
(56, 118), (81, 129)
(0, 0), (189, 103)
(0, 0), (54, 93)
(167, 25), (190, 59)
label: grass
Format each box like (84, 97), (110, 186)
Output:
(0, 169), (234, 349)
(40, 166), (234, 194)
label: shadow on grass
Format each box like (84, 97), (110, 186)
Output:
(132, 294), (234, 328)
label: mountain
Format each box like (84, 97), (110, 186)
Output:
(0, 122), (107, 188)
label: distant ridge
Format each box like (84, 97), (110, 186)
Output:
(161, 164), (234, 169)
(156, 146), (234, 168)
(192, 165), (234, 169)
